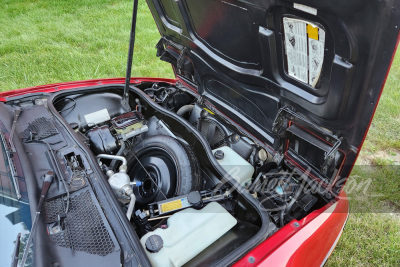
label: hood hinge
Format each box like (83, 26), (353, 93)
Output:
(177, 47), (189, 70)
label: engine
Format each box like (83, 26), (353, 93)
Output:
(80, 107), (203, 207)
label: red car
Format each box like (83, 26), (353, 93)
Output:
(1, 0), (399, 266)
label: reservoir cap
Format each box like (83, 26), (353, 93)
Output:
(145, 235), (163, 253)
(214, 150), (224, 160)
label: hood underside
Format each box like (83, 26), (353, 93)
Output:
(146, 0), (399, 170)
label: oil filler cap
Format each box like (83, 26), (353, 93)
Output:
(145, 235), (163, 253)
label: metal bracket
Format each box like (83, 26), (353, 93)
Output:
(177, 47), (188, 70)
(155, 38), (165, 57)
(272, 107), (342, 172)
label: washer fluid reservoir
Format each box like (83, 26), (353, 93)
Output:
(212, 146), (254, 186)
(140, 202), (237, 267)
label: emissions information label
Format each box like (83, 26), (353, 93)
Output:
(283, 17), (325, 87)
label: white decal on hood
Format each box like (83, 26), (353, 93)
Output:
(283, 17), (325, 88)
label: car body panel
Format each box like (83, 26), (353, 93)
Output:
(145, 0), (400, 181)
(0, 77), (176, 102)
(234, 191), (349, 266)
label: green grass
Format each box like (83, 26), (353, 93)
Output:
(361, 49), (400, 152)
(326, 165), (400, 266)
(1, 1), (399, 266)
(0, 0), (173, 90)
(326, 48), (400, 267)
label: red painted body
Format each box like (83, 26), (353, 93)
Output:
(0, 77), (176, 101)
(235, 191), (349, 267)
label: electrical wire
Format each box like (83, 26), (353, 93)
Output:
(54, 97), (76, 113)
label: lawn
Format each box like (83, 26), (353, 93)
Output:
(0, 0), (173, 90)
(1, 0), (399, 266)
(326, 49), (400, 266)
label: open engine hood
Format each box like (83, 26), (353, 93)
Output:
(146, 0), (399, 180)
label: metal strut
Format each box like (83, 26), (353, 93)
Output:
(122, 0), (139, 111)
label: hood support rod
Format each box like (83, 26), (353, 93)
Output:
(122, 0), (139, 110)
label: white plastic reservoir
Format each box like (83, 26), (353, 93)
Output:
(140, 202), (237, 267)
(212, 146), (255, 186)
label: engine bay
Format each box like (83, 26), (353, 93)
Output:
(49, 82), (331, 266)
(1, 82), (335, 266)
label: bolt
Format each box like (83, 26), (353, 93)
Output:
(231, 134), (240, 143)
(294, 222), (300, 227)
(248, 256), (255, 263)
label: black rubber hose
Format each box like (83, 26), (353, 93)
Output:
(256, 161), (278, 177)
(110, 140), (126, 171)
(176, 104), (194, 117)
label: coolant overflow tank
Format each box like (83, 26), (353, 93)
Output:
(140, 202), (237, 267)
(212, 146), (254, 186)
